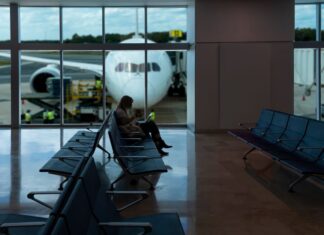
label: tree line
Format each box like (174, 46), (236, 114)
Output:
(21, 32), (187, 43)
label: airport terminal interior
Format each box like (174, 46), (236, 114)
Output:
(2, 0), (324, 234)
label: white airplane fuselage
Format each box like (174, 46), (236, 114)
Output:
(106, 37), (173, 108)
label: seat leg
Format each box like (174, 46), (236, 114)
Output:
(288, 174), (310, 192)
(142, 176), (155, 190)
(97, 144), (112, 159)
(58, 177), (68, 191)
(110, 173), (126, 190)
(243, 147), (256, 160)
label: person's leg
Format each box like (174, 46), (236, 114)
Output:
(140, 121), (172, 155)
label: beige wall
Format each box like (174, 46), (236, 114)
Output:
(192, 0), (294, 132)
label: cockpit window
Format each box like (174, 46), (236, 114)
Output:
(115, 62), (160, 73)
(139, 63), (151, 72)
(125, 63), (138, 73)
(115, 63), (124, 72)
(152, 63), (161, 72)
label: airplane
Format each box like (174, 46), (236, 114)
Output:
(0, 36), (173, 109)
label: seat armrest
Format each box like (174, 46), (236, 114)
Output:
(118, 155), (158, 160)
(27, 191), (61, 209)
(106, 190), (149, 211)
(120, 145), (145, 149)
(297, 146), (324, 150)
(99, 222), (152, 234)
(120, 137), (142, 141)
(277, 138), (300, 142)
(0, 221), (46, 233)
(54, 156), (81, 161)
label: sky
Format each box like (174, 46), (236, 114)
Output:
(0, 7), (187, 41)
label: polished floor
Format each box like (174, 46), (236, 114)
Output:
(1, 128), (324, 234)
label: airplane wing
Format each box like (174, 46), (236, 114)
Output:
(0, 52), (103, 75)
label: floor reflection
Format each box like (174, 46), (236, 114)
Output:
(3, 128), (324, 234)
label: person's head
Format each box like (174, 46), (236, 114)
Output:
(27, 109), (31, 113)
(118, 95), (133, 110)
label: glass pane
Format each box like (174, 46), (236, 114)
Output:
(20, 129), (61, 204)
(0, 7), (10, 42)
(20, 7), (59, 42)
(63, 51), (103, 124)
(147, 8), (187, 43)
(148, 50), (187, 124)
(0, 51), (11, 124)
(20, 51), (61, 124)
(105, 50), (145, 118)
(295, 4), (316, 41)
(105, 7), (144, 43)
(321, 49), (324, 120)
(294, 48), (317, 119)
(0, 130), (10, 207)
(63, 8), (102, 43)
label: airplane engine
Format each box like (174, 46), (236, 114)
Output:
(30, 65), (60, 93)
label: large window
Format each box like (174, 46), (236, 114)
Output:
(20, 7), (60, 42)
(20, 51), (60, 125)
(63, 51), (103, 123)
(148, 50), (187, 124)
(0, 51), (11, 124)
(0, 7), (10, 42)
(295, 4), (324, 120)
(63, 7), (102, 43)
(105, 8), (144, 43)
(294, 48), (317, 118)
(295, 5), (316, 41)
(147, 8), (187, 42)
(1, 5), (189, 127)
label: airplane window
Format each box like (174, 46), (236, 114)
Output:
(115, 63), (124, 72)
(152, 63), (161, 72)
(139, 63), (151, 72)
(124, 63), (138, 73)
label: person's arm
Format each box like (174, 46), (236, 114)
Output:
(116, 109), (136, 125)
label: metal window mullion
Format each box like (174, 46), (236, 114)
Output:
(59, 6), (63, 43)
(10, 3), (20, 128)
(144, 50), (148, 119)
(144, 6), (147, 43)
(102, 7), (106, 120)
(102, 50), (106, 120)
(144, 7), (148, 118)
(59, 7), (64, 125)
(316, 4), (321, 120)
(60, 50), (64, 126)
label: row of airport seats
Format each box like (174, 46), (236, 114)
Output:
(39, 111), (112, 189)
(229, 109), (324, 192)
(1, 111), (184, 234)
(0, 157), (184, 234)
(0, 113), (112, 234)
(108, 111), (168, 190)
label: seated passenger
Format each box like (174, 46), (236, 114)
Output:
(115, 95), (172, 156)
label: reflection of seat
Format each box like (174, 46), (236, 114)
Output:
(39, 112), (112, 189)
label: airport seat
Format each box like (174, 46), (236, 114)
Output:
(77, 157), (185, 235)
(0, 158), (88, 235)
(229, 109), (324, 192)
(108, 130), (167, 190)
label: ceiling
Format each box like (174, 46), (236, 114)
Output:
(0, 0), (191, 6)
